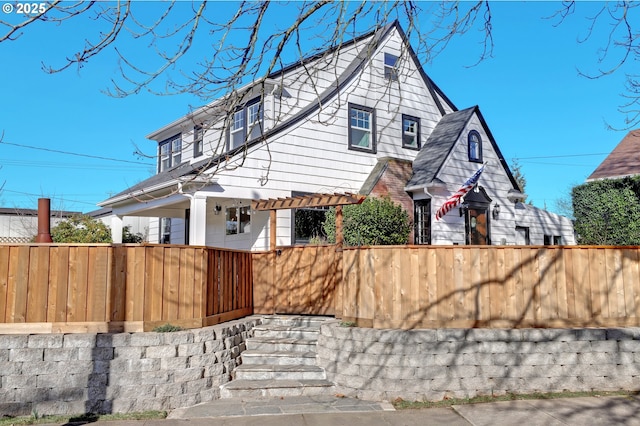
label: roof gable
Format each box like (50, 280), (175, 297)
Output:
(407, 106), (520, 191)
(587, 129), (640, 181)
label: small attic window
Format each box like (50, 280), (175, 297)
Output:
(468, 130), (483, 163)
(384, 53), (398, 81)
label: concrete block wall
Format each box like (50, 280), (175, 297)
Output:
(317, 322), (640, 402)
(0, 316), (260, 417)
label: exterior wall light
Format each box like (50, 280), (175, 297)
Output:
(492, 203), (501, 219)
(214, 204), (222, 215)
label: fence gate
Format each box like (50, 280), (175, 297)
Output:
(252, 246), (342, 316)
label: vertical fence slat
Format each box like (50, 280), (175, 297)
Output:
(111, 245), (126, 322)
(26, 246), (49, 322)
(87, 246), (109, 322)
(622, 248), (639, 318)
(0, 246), (9, 323)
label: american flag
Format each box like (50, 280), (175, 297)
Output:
(435, 165), (485, 220)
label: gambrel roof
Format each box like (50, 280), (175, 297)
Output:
(100, 21), (455, 206)
(587, 129), (640, 181)
(406, 105), (521, 192)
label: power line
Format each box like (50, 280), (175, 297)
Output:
(2, 189), (102, 206)
(0, 141), (153, 166)
(513, 153), (608, 160)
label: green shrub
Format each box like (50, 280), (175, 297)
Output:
(51, 215), (112, 243)
(323, 196), (410, 246)
(572, 176), (640, 245)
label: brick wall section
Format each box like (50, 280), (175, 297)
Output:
(0, 317), (260, 416)
(367, 159), (414, 243)
(316, 322), (640, 402)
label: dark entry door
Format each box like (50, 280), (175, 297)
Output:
(466, 208), (489, 245)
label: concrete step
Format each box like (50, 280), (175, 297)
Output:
(260, 315), (330, 329)
(234, 364), (326, 381)
(220, 379), (335, 399)
(253, 325), (320, 340)
(246, 337), (317, 353)
(241, 350), (318, 366)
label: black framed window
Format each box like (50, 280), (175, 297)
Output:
(158, 134), (182, 172)
(228, 97), (263, 151)
(193, 125), (203, 157)
(414, 200), (431, 245)
(348, 103), (376, 153)
(384, 52), (398, 81)
(468, 130), (483, 163)
(402, 114), (420, 150)
(544, 235), (562, 245)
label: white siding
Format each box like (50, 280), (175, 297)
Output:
(515, 204), (576, 245)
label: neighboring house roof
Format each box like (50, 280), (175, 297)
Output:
(406, 105), (521, 192)
(587, 129), (640, 181)
(0, 207), (81, 217)
(100, 21), (455, 207)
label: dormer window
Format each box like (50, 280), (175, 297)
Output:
(384, 53), (398, 81)
(159, 134), (182, 172)
(229, 97), (263, 150)
(468, 130), (482, 163)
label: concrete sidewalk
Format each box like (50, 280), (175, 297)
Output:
(43, 394), (640, 425)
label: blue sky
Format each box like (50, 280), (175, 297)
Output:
(0, 2), (635, 215)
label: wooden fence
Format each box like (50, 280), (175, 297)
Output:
(340, 245), (640, 329)
(0, 244), (252, 333)
(3, 243), (640, 333)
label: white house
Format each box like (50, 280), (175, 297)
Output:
(99, 22), (575, 249)
(0, 207), (80, 243)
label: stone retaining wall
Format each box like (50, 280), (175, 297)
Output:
(0, 317), (260, 416)
(317, 322), (640, 402)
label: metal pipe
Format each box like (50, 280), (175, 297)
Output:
(35, 198), (53, 243)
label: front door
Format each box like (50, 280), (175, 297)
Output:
(466, 208), (489, 245)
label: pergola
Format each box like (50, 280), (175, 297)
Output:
(251, 193), (366, 250)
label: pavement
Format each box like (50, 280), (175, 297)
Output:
(42, 393), (640, 425)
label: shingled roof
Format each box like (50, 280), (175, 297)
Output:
(587, 129), (640, 181)
(406, 107), (476, 189)
(406, 105), (521, 193)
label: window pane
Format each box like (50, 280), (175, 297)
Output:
(239, 207), (251, 233)
(414, 201), (431, 245)
(469, 132), (481, 161)
(384, 53), (398, 81)
(294, 209), (327, 243)
(351, 128), (370, 148)
(232, 110), (244, 131)
(160, 143), (170, 171)
(248, 103), (261, 124)
(194, 126), (203, 156)
(351, 109), (370, 129)
(384, 53), (398, 66)
(403, 117), (418, 148)
(226, 207), (238, 235)
(231, 131), (244, 149)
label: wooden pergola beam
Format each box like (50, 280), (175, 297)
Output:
(251, 192), (365, 211)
